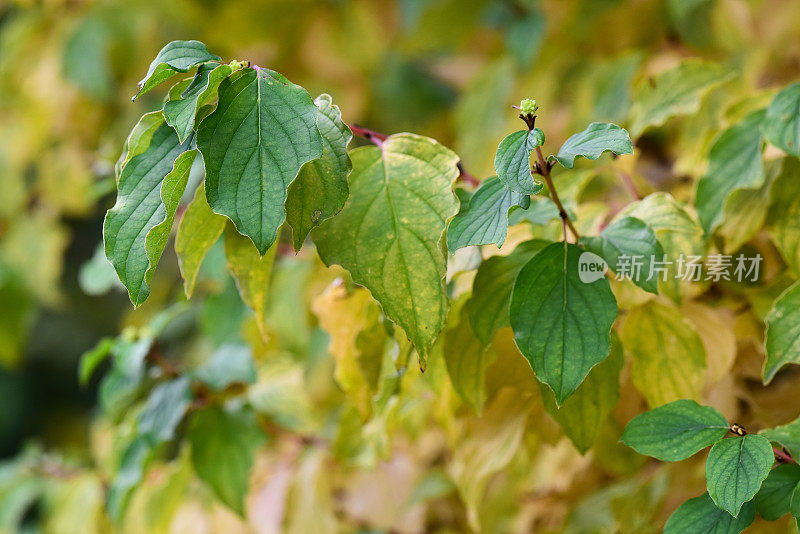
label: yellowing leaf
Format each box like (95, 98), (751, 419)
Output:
(175, 184), (226, 298)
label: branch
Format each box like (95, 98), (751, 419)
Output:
(774, 447), (796, 464)
(533, 146), (579, 241)
(347, 123), (480, 187)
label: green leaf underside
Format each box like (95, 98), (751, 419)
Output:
(706, 434), (774, 517)
(193, 342), (256, 392)
(107, 438), (153, 520)
(286, 93), (352, 250)
(164, 64), (233, 143)
(136, 40), (220, 99)
(465, 240), (549, 345)
(764, 281), (800, 383)
(664, 493), (754, 534)
(137, 377), (192, 446)
(580, 216), (663, 294)
(754, 463), (800, 520)
(175, 184), (226, 298)
(104, 117), (195, 307)
(494, 128), (545, 194)
(551, 122), (633, 169)
(621, 399), (728, 461)
(629, 59), (732, 137)
(509, 241), (618, 405)
(447, 176), (531, 252)
(763, 82), (800, 157)
(313, 133), (460, 360)
(696, 110), (765, 235)
(197, 67), (322, 255)
(540, 332), (623, 453)
(622, 300), (706, 407)
(188, 407), (266, 515)
(761, 416), (800, 460)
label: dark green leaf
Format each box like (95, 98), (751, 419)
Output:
(664, 493), (754, 534)
(164, 64), (232, 143)
(764, 281), (800, 383)
(135, 40), (220, 100)
(706, 435), (774, 516)
(107, 437), (154, 520)
(551, 122), (633, 169)
(192, 342), (256, 392)
(285, 94), (352, 250)
(621, 399), (729, 461)
(494, 129), (545, 194)
(761, 415), (800, 460)
(510, 241), (618, 404)
(197, 67), (322, 254)
(137, 377), (192, 446)
(763, 82), (800, 157)
(754, 463), (800, 520)
(446, 176), (530, 252)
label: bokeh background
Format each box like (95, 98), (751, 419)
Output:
(2, 0), (800, 532)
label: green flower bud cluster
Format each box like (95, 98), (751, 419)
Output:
(228, 59), (250, 71)
(519, 98), (539, 116)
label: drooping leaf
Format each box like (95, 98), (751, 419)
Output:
(767, 158), (800, 276)
(137, 377), (192, 446)
(107, 438), (154, 521)
(192, 342), (256, 392)
(550, 122), (633, 169)
(764, 281), (800, 383)
(135, 40), (220, 100)
(465, 240), (548, 345)
(103, 115), (194, 306)
(494, 128), (545, 194)
(446, 176), (531, 252)
(175, 184), (226, 298)
(224, 223), (277, 341)
(197, 67), (322, 254)
(580, 216), (663, 294)
(313, 133), (460, 361)
(762, 82), (800, 157)
(754, 463), (800, 520)
(443, 300), (498, 411)
(286, 94), (352, 250)
(187, 407), (266, 515)
(622, 300), (706, 407)
(78, 337), (115, 387)
(663, 493), (754, 534)
(621, 399), (729, 461)
(509, 241), (618, 404)
(619, 192), (706, 303)
(695, 110), (765, 235)
(706, 435), (774, 517)
(540, 332), (623, 453)
(629, 59), (732, 137)
(163, 63), (232, 143)
(761, 416), (800, 460)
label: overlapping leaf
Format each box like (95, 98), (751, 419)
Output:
(175, 184), (226, 298)
(135, 40), (220, 100)
(664, 493), (754, 534)
(706, 434), (773, 516)
(197, 67), (322, 255)
(754, 463), (800, 520)
(494, 128), (545, 194)
(764, 281), (800, 383)
(551, 122), (633, 169)
(763, 82), (800, 157)
(163, 63), (232, 142)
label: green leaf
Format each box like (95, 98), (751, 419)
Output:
(446, 176), (531, 252)
(494, 129), (545, 194)
(443, 300), (498, 411)
(540, 332), (623, 453)
(175, 184), (226, 298)
(695, 110), (765, 235)
(629, 59), (732, 137)
(187, 407), (266, 515)
(104, 115), (195, 306)
(763, 82), (800, 157)
(767, 158), (800, 276)
(313, 133), (460, 361)
(764, 282), (800, 383)
(663, 493), (755, 534)
(192, 342), (256, 392)
(619, 192), (706, 303)
(224, 223), (276, 341)
(107, 437), (154, 521)
(137, 377), (192, 446)
(551, 122), (633, 169)
(622, 300), (706, 407)
(621, 399), (729, 461)
(197, 67), (322, 255)
(580, 216), (663, 294)
(135, 40), (220, 100)
(754, 463), (800, 520)
(761, 416), (800, 459)
(286, 94), (352, 250)
(78, 337), (115, 386)
(465, 240), (548, 345)
(164, 64), (232, 143)
(706, 434), (774, 517)
(510, 241), (618, 404)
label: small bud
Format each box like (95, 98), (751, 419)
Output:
(519, 98), (539, 116)
(228, 59), (248, 71)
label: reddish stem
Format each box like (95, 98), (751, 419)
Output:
(774, 447), (796, 464)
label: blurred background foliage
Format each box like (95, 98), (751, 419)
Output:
(2, 0), (800, 532)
